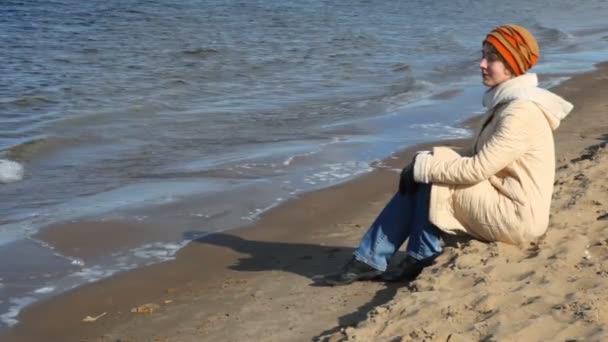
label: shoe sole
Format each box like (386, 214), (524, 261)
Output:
(324, 273), (382, 286)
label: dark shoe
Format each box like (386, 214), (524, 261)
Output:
(381, 255), (435, 282)
(323, 258), (383, 286)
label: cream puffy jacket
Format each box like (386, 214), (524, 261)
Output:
(413, 74), (573, 245)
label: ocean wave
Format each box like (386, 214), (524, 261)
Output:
(180, 48), (220, 58)
(572, 26), (608, 36)
(138, 164), (289, 180)
(532, 24), (574, 44)
(52, 57), (72, 64)
(385, 77), (432, 97)
(0, 96), (56, 107)
(0, 160), (24, 184)
(382, 79), (435, 111)
(430, 88), (464, 101)
(80, 48), (99, 54)
(168, 79), (191, 86)
(392, 63), (412, 72)
(4, 137), (79, 162)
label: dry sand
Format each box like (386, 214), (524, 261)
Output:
(2, 63), (608, 342)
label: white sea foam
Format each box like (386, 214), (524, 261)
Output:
(240, 199), (283, 222)
(71, 259), (84, 266)
(33, 286), (55, 294)
(26, 236), (86, 267)
(191, 213), (210, 218)
(0, 159), (24, 183)
(0, 242), (190, 328)
(131, 242), (184, 261)
(72, 265), (118, 283)
(409, 123), (471, 140)
(540, 76), (571, 90)
(283, 156), (294, 166)
(0, 297), (35, 327)
(303, 161), (373, 186)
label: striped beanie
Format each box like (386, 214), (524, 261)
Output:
(485, 24), (539, 76)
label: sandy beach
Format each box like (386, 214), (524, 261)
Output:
(2, 62), (608, 341)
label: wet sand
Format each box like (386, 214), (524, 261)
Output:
(2, 62), (608, 341)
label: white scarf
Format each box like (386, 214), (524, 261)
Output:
(482, 73), (573, 130)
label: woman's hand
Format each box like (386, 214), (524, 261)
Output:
(398, 161), (417, 194)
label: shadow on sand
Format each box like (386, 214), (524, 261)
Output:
(183, 224), (474, 340)
(184, 231), (406, 340)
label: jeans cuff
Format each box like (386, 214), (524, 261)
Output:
(406, 250), (440, 262)
(352, 252), (386, 272)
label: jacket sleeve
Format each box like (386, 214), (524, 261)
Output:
(414, 101), (538, 185)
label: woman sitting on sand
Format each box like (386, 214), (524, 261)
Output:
(325, 24), (573, 285)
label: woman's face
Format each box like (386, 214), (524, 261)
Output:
(479, 43), (513, 87)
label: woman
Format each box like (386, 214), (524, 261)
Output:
(325, 24), (573, 285)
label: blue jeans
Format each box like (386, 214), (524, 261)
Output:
(353, 183), (443, 271)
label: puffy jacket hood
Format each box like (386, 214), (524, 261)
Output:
(482, 73), (573, 130)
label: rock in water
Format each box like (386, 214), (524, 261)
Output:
(0, 159), (24, 183)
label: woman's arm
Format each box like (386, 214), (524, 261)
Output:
(414, 100), (541, 185)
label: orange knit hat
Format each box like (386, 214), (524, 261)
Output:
(485, 24), (539, 76)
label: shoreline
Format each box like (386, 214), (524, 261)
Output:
(0, 75), (484, 325)
(2, 139), (475, 339)
(3, 62), (608, 341)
